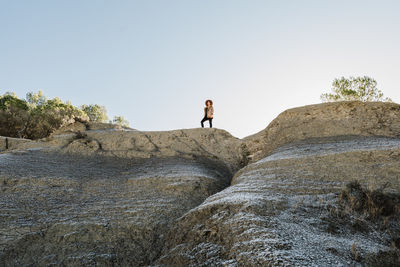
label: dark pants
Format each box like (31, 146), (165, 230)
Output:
(201, 117), (213, 128)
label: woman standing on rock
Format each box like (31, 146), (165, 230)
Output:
(201, 99), (214, 128)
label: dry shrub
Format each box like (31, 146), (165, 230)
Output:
(339, 180), (400, 219)
(75, 131), (88, 139)
(365, 249), (400, 267)
(351, 241), (360, 262)
(338, 180), (400, 266)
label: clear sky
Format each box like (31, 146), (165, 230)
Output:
(1, 0), (399, 138)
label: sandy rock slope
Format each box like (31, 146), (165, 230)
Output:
(1, 101), (400, 266)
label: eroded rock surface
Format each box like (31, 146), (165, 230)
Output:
(1, 101), (400, 266)
(0, 128), (243, 266)
(156, 136), (400, 266)
(0, 136), (31, 151)
(15, 127), (246, 174)
(244, 101), (400, 162)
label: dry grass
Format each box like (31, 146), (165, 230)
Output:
(339, 180), (400, 219)
(74, 131), (88, 139)
(335, 180), (400, 266)
(351, 241), (360, 262)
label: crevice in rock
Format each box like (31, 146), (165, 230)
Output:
(3, 101), (400, 266)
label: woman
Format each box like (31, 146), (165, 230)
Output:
(201, 99), (214, 128)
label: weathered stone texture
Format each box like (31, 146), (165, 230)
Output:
(1, 101), (399, 266)
(244, 101), (400, 162)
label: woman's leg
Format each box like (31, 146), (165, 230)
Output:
(209, 118), (213, 128)
(201, 117), (207, 128)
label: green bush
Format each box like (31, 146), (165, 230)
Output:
(321, 76), (392, 102)
(24, 96), (89, 139)
(112, 115), (129, 127)
(0, 91), (129, 139)
(0, 92), (30, 138)
(80, 104), (108, 123)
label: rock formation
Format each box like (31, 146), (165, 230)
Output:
(1, 101), (399, 266)
(244, 101), (400, 162)
(157, 136), (400, 266)
(0, 128), (244, 266)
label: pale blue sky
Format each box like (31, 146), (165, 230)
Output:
(1, 0), (399, 138)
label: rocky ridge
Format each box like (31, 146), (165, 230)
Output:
(0, 127), (244, 266)
(157, 136), (400, 266)
(244, 101), (400, 162)
(1, 101), (400, 266)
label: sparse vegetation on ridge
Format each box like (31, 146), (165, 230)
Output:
(1, 99), (400, 266)
(0, 91), (129, 139)
(321, 76), (392, 102)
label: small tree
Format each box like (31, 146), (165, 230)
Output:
(112, 115), (129, 127)
(0, 92), (30, 138)
(321, 76), (392, 102)
(25, 94), (88, 139)
(0, 91), (89, 139)
(80, 104), (108, 123)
